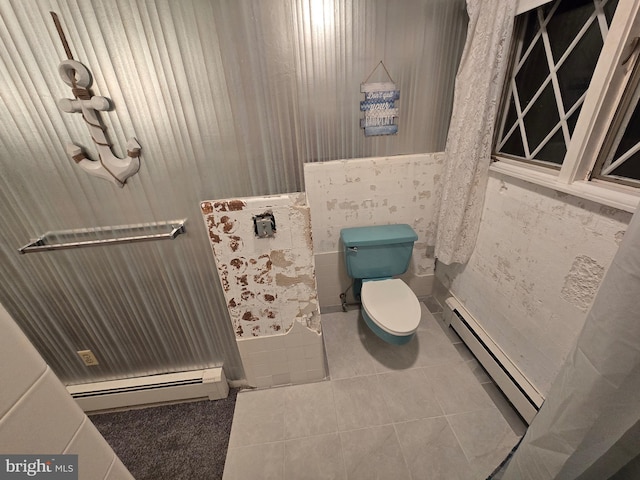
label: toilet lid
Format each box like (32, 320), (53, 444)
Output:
(361, 279), (421, 335)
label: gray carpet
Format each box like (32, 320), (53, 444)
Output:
(90, 389), (238, 480)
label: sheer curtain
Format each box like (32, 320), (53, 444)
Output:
(434, 0), (515, 265)
(500, 208), (640, 479)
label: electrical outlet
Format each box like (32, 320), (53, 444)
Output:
(77, 349), (99, 366)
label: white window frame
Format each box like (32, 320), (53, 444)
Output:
(491, 0), (640, 213)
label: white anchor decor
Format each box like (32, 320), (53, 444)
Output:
(52, 12), (140, 188)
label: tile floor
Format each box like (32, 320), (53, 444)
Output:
(223, 298), (526, 480)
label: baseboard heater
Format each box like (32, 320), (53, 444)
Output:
(67, 367), (229, 413)
(445, 297), (543, 424)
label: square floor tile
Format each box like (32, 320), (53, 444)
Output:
(447, 407), (520, 478)
(364, 308), (461, 373)
(284, 433), (346, 480)
(423, 295), (443, 314)
(412, 326), (465, 368)
(416, 305), (441, 330)
(431, 312), (463, 344)
(323, 315), (377, 380)
(332, 375), (391, 431)
(363, 330), (423, 372)
(321, 310), (366, 342)
(229, 388), (286, 447)
(284, 381), (337, 439)
(340, 425), (411, 480)
(423, 363), (495, 415)
(377, 369), (443, 422)
(223, 442), (284, 480)
(395, 417), (474, 480)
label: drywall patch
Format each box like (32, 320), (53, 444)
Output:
(271, 250), (294, 268)
(561, 255), (605, 311)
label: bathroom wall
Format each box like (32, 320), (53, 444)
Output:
(0, 0), (467, 387)
(0, 304), (132, 478)
(201, 194), (325, 388)
(304, 153), (444, 308)
(436, 171), (632, 395)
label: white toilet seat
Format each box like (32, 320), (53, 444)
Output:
(361, 279), (421, 336)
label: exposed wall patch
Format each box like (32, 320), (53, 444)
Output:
(561, 255), (605, 311)
(201, 195), (320, 339)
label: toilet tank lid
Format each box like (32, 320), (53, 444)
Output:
(340, 224), (418, 247)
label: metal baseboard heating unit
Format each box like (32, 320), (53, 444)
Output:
(444, 297), (543, 424)
(67, 367), (229, 413)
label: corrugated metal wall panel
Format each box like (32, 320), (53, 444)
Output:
(0, 0), (467, 384)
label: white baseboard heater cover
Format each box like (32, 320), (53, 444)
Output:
(67, 367), (229, 413)
(445, 297), (543, 424)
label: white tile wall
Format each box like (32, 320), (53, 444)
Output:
(304, 153), (444, 256)
(304, 154), (443, 309)
(440, 172), (633, 395)
(104, 457), (135, 479)
(64, 418), (115, 479)
(237, 321), (326, 388)
(0, 304), (134, 479)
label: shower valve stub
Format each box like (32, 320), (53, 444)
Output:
(253, 212), (276, 238)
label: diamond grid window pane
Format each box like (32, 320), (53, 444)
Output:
(566, 103), (582, 136)
(523, 83), (560, 152)
(536, 128), (566, 165)
(594, 86), (640, 186)
(610, 151), (640, 180)
(515, 39), (550, 110)
(556, 20), (604, 112)
(546, 0), (595, 62)
(496, 0), (617, 166)
(604, 0), (619, 25)
(502, 128), (527, 158)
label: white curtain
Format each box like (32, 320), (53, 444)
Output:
(501, 208), (640, 479)
(434, 0), (515, 265)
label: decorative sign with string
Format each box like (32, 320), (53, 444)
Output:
(360, 61), (400, 136)
(50, 12), (141, 188)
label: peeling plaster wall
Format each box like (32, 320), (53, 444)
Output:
(437, 172), (632, 395)
(304, 153), (444, 308)
(201, 194), (325, 387)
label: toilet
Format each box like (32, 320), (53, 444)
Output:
(340, 224), (421, 345)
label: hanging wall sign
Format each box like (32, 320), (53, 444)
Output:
(360, 62), (400, 136)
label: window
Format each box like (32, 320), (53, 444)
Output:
(496, 0), (617, 166)
(591, 58), (640, 187)
(492, 0), (640, 211)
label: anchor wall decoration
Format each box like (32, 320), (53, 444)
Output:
(51, 12), (141, 188)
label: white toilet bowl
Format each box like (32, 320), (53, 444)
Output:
(361, 278), (421, 344)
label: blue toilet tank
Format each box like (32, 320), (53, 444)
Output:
(340, 224), (418, 279)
